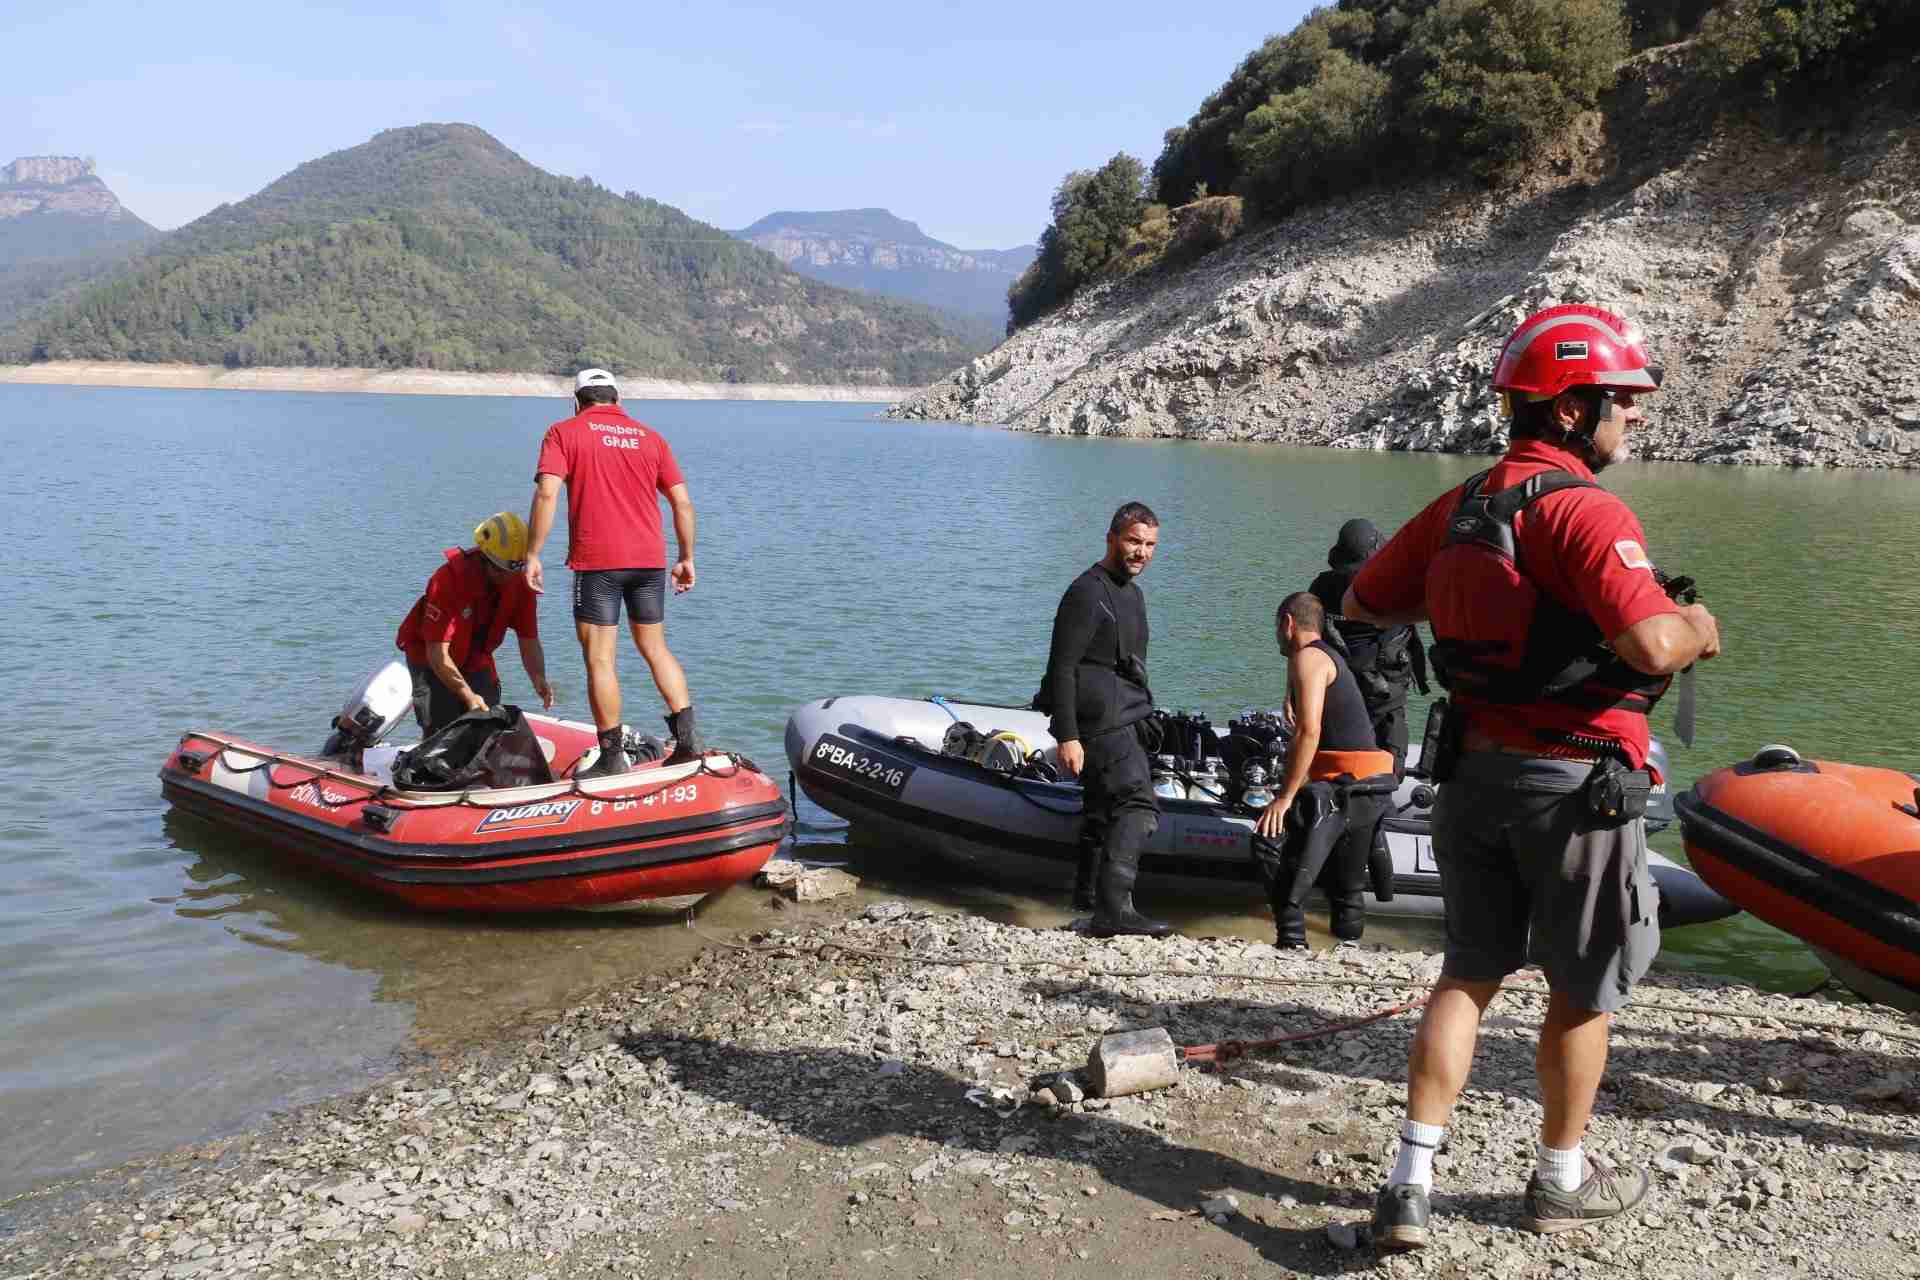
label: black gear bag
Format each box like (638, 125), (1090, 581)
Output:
(391, 705), (556, 792)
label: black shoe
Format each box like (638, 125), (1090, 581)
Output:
(578, 745), (632, 780)
(1088, 906), (1173, 938)
(662, 706), (704, 766)
(578, 729), (632, 780)
(1371, 1182), (1430, 1253)
(1091, 846), (1170, 937)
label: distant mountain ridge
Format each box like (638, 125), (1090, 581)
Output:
(733, 208), (1036, 341)
(0, 155), (158, 329)
(2, 126), (969, 385)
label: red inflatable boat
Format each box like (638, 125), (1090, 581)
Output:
(1676, 745), (1920, 1005)
(161, 713), (789, 913)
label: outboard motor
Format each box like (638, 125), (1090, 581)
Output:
(320, 660), (414, 768)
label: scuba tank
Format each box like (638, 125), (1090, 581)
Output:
(1151, 753), (1188, 801)
(1240, 762), (1274, 813)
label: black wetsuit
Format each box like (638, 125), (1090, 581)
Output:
(1271, 637), (1397, 947)
(1037, 563), (1158, 914)
(1309, 638), (1378, 752)
(1309, 567), (1428, 776)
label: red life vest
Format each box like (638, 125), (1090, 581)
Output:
(1427, 469), (1670, 717)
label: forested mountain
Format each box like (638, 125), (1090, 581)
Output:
(2, 126), (972, 385)
(0, 156), (158, 330)
(734, 208), (1034, 344)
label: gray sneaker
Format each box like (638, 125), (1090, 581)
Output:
(1525, 1158), (1651, 1234)
(1370, 1182), (1429, 1252)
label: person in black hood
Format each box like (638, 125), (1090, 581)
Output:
(1309, 518), (1429, 777)
(1035, 501), (1170, 939)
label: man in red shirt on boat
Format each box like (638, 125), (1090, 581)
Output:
(395, 512), (553, 737)
(525, 369), (702, 779)
(1343, 305), (1722, 1249)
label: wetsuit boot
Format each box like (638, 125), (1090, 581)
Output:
(1089, 816), (1171, 938)
(1327, 891), (1367, 941)
(1072, 829), (1102, 913)
(579, 727), (632, 780)
(663, 706), (704, 766)
(1272, 888), (1311, 950)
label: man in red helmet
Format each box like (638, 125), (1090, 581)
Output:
(1343, 306), (1722, 1248)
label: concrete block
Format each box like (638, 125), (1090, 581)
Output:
(1086, 1027), (1180, 1098)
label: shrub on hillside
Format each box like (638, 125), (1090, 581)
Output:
(1008, 154), (1148, 329)
(1151, 7), (1377, 207)
(1165, 196), (1246, 266)
(1231, 50), (1393, 214)
(1697, 0), (1920, 97)
(1110, 203), (1175, 275)
(1624, 0), (1717, 47)
(1396, 0), (1629, 170)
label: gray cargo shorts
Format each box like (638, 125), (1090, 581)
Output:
(1430, 752), (1660, 1013)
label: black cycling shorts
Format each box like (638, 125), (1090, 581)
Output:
(573, 568), (666, 626)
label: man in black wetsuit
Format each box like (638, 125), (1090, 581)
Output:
(1309, 518), (1429, 777)
(1037, 501), (1171, 939)
(1255, 592), (1397, 947)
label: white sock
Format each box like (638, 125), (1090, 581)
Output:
(1536, 1141), (1585, 1193)
(1389, 1119), (1445, 1191)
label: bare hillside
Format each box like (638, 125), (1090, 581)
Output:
(895, 61), (1920, 469)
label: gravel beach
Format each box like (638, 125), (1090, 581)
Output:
(8, 906), (1920, 1279)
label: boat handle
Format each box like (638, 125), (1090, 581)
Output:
(177, 749), (209, 774)
(363, 804), (399, 833)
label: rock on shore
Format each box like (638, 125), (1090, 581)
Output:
(8, 909), (1920, 1279)
(893, 81), (1920, 470)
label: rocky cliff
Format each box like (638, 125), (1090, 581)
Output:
(735, 209), (1034, 342)
(0, 156), (149, 227)
(893, 76), (1920, 469)
(0, 155), (158, 330)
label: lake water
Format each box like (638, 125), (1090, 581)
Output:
(4, 383), (1917, 1198)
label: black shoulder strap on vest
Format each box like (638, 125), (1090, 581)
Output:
(1445, 468), (1597, 565)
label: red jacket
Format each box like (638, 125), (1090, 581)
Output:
(396, 549), (539, 675)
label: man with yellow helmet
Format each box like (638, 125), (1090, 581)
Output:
(395, 511), (554, 736)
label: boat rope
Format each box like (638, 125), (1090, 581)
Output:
(928, 695), (961, 723)
(687, 927), (1920, 1050)
(178, 731), (761, 813)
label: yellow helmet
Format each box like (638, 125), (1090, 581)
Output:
(473, 511), (529, 571)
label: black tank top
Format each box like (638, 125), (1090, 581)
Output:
(1309, 638), (1378, 751)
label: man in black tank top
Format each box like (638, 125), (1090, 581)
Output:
(1256, 592), (1395, 946)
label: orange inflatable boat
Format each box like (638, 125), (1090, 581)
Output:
(1675, 746), (1920, 1005)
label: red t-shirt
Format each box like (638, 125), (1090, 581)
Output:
(1350, 439), (1678, 768)
(534, 406), (686, 570)
(395, 548), (540, 676)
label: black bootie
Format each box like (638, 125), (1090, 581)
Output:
(1089, 836), (1171, 939)
(1272, 898), (1311, 950)
(1072, 831), (1102, 912)
(1328, 892), (1367, 941)
(663, 706), (704, 766)
(578, 727), (632, 780)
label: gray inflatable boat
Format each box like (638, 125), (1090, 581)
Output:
(784, 694), (1737, 930)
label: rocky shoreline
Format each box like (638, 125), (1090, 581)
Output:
(892, 81), (1920, 471)
(8, 908), (1920, 1279)
(0, 362), (912, 403)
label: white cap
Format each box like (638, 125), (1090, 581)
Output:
(574, 368), (618, 392)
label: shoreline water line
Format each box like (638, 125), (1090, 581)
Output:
(0, 361), (915, 403)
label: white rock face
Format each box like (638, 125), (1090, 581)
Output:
(894, 107), (1920, 470)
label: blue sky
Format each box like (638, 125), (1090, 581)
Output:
(7, 0), (1315, 250)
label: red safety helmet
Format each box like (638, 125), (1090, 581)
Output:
(1492, 304), (1663, 398)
